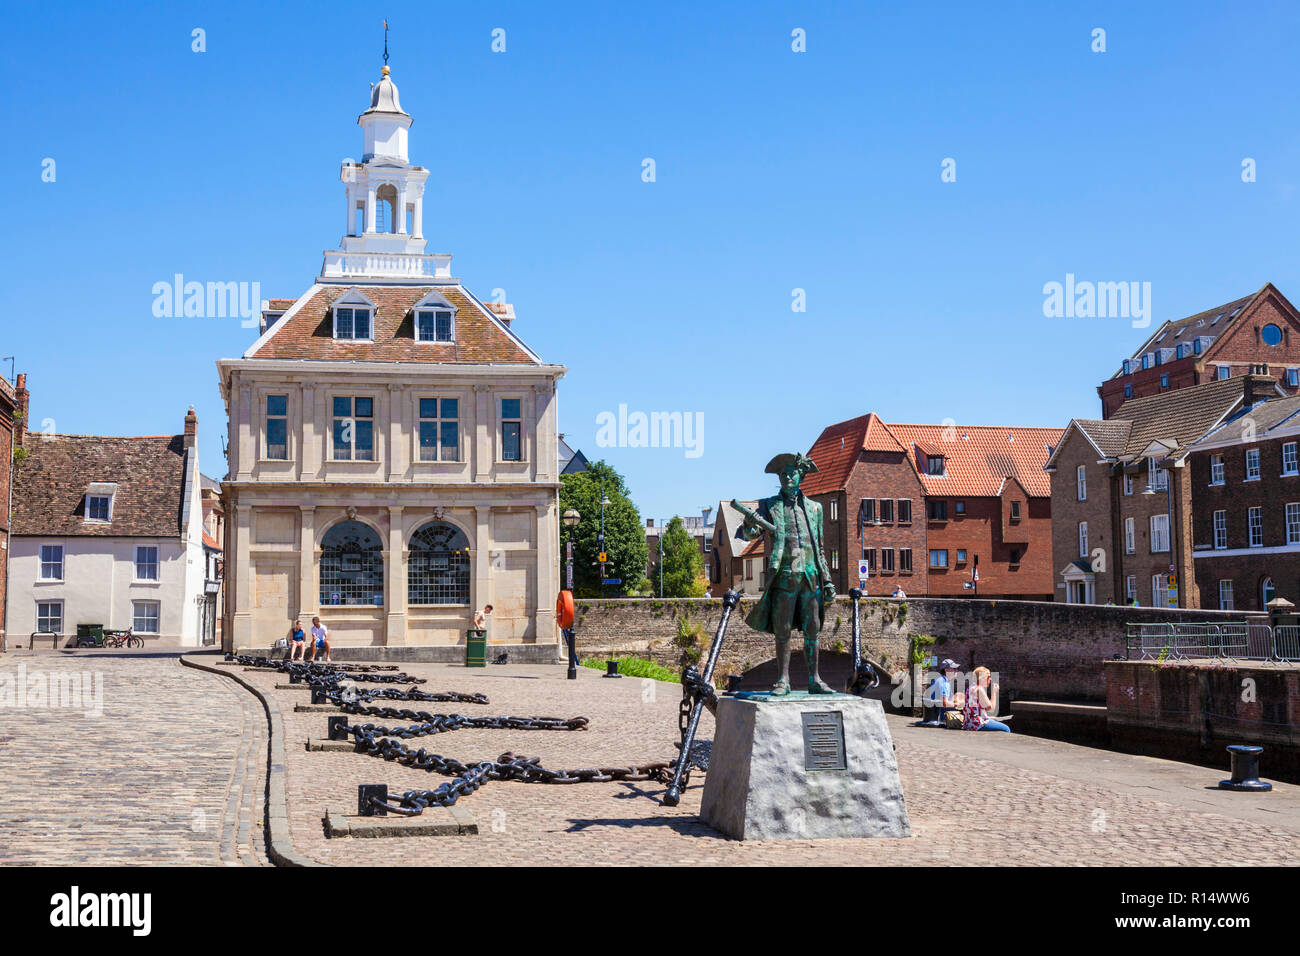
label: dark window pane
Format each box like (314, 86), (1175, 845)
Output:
(355, 420), (374, 458)
(441, 398), (458, 419)
(355, 397), (373, 418)
(502, 421), (521, 461)
(419, 398), (438, 418)
(333, 396), (351, 417)
(501, 398), (521, 420)
(267, 395), (287, 416)
(332, 420), (351, 459)
(419, 421), (438, 460)
(354, 310), (370, 339)
(440, 421), (458, 460)
(436, 311), (453, 341)
(267, 419), (288, 459)
(417, 312), (434, 340)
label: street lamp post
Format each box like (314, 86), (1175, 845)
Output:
(561, 507), (580, 679)
(598, 486), (610, 599)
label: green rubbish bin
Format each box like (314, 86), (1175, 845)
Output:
(76, 624), (104, 648)
(466, 629), (487, 668)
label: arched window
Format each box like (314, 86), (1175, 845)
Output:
(376, 185), (398, 234)
(408, 521), (471, 605)
(320, 521), (384, 606)
(1261, 576), (1276, 607)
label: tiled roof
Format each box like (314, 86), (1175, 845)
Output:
(267, 298), (297, 310)
(1074, 419), (1132, 457)
(248, 285), (538, 364)
(884, 423), (1063, 498)
(12, 435), (187, 537)
(741, 535), (767, 557)
(1192, 392), (1300, 448)
(202, 530), (222, 550)
(802, 415), (884, 496)
(1115, 286), (1266, 375)
(1109, 375), (1267, 461)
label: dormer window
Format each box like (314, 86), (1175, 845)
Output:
(84, 482), (117, 523)
(417, 310), (453, 342)
(331, 288), (377, 341)
(925, 454), (946, 476)
(1122, 359), (1131, 375)
(412, 291), (458, 343)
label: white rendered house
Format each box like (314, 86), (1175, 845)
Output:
(7, 407), (214, 646)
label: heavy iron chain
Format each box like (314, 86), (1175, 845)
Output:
(230, 655), (429, 687)
(228, 654), (682, 815)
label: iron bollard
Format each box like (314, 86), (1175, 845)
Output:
(289, 670), (300, 684)
(1219, 745), (1273, 792)
(725, 674), (743, 693)
(359, 784), (388, 816)
(603, 660), (623, 678)
(328, 716), (349, 741)
(311, 687), (324, 705)
(224, 653), (233, 661)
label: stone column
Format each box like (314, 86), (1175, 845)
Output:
(533, 382), (555, 483)
(385, 506), (406, 645)
(474, 385), (491, 482)
(298, 505), (317, 620)
(475, 505), (492, 628)
(365, 184), (377, 233)
(236, 386), (253, 481)
(302, 387), (319, 479)
(534, 500), (558, 645)
(397, 184), (408, 234)
(413, 194), (424, 238)
(231, 503), (253, 650)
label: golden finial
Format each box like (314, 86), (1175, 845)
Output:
(381, 65), (390, 75)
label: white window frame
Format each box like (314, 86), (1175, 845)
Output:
(1219, 579), (1234, 611)
(928, 549), (948, 569)
(1288, 367), (1300, 388)
(39, 543), (65, 581)
(1078, 521), (1089, 558)
(134, 545), (159, 582)
(499, 396), (525, 463)
(1076, 465), (1087, 501)
(1124, 517), (1135, 554)
(1210, 454), (1225, 485)
(1287, 503), (1300, 545)
(132, 600), (161, 634)
(330, 288), (377, 342)
(411, 291), (458, 344)
(1284, 442), (1298, 476)
(1123, 472), (1134, 496)
(1245, 448), (1261, 481)
(330, 395), (376, 462)
(1152, 574), (1169, 608)
(1248, 506), (1263, 548)
(85, 494), (113, 522)
(1213, 510), (1227, 550)
(1148, 457), (1168, 491)
(1149, 513), (1170, 553)
(829, 499), (838, 522)
(36, 600), (63, 634)
(1126, 575), (1137, 604)
(416, 396), (461, 463)
(1216, 365), (1231, 380)
(264, 393), (290, 461)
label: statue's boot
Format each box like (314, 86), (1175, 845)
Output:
(805, 638), (837, 694)
(770, 679), (791, 697)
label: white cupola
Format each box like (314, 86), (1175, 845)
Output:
(334, 64), (432, 264)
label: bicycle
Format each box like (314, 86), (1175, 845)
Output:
(103, 628), (144, 649)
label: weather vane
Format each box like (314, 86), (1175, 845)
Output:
(383, 19), (389, 66)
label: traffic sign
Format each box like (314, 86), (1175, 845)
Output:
(602, 578), (621, 585)
(598, 552), (607, 563)
(857, 560), (870, 580)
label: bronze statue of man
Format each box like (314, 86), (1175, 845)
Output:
(732, 452), (837, 696)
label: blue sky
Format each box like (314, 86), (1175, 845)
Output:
(4, 1), (1300, 521)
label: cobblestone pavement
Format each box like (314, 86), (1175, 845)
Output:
(0, 651), (269, 866)
(241, 660), (1300, 867)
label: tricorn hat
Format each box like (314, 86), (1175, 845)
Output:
(765, 452), (819, 476)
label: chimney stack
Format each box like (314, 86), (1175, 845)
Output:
(184, 405), (197, 449)
(14, 373), (28, 447)
(646, 518), (654, 529)
(1244, 372), (1275, 409)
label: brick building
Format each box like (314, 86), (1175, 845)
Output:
(644, 508), (713, 584)
(709, 499), (760, 595)
(0, 372), (21, 649)
(1098, 283), (1300, 418)
(1188, 393), (1300, 611)
(1046, 374), (1283, 608)
(802, 413), (1061, 600)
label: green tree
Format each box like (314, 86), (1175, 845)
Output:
(558, 460), (648, 598)
(650, 516), (708, 598)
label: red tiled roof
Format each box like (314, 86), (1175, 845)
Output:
(802, 412), (913, 495)
(249, 285), (537, 364)
(883, 423), (1063, 498)
(12, 435), (187, 536)
(202, 530), (221, 550)
(741, 536), (767, 557)
(267, 298), (297, 310)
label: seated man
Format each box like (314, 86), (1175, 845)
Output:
(921, 659), (961, 726)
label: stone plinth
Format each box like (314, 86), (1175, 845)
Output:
(700, 692), (911, 841)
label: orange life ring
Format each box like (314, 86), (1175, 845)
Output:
(556, 590), (575, 629)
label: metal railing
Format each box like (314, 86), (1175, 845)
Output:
(1125, 622), (1300, 663)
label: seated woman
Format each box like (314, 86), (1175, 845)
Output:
(962, 666), (1011, 732)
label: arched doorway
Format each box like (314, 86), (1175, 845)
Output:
(320, 520), (384, 606)
(1261, 575), (1276, 608)
(408, 520), (471, 605)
